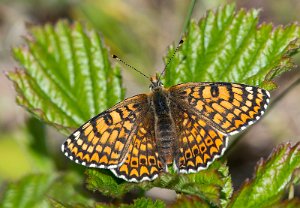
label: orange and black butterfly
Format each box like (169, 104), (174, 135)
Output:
(61, 70), (270, 182)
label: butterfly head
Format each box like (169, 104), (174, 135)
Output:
(149, 73), (163, 91)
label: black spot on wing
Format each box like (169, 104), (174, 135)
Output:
(226, 84), (234, 102)
(210, 84), (219, 97)
(103, 113), (113, 125)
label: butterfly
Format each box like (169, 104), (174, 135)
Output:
(61, 73), (270, 182)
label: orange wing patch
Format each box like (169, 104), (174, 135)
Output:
(62, 79), (270, 183)
(62, 94), (149, 169)
(111, 112), (163, 182)
(170, 82), (270, 135)
(171, 104), (228, 173)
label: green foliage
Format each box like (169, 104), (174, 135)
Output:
(85, 169), (148, 198)
(7, 21), (124, 134)
(4, 3), (300, 208)
(94, 197), (165, 208)
(228, 143), (300, 208)
(171, 196), (210, 208)
(25, 117), (55, 172)
(268, 199), (300, 208)
(77, 1), (155, 70)
(164, 4), (300, 90)
(0, 173), (94, 208)
(85, 161), (231, 207)
(119, 198), (165, 208)
(0, 174), (56, 208)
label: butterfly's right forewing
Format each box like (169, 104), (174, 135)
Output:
(62, 94), (149, 169)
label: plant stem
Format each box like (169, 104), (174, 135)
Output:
(288, 184), (294, 199)
(181, 0), (197, 37)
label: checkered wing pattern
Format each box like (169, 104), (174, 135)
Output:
(61, 94), (149, 169)
(169, 82), (270, 135)
(62, 79), (271, 182)
(111, 111), (163, 182)
(171, 102), (228, 173)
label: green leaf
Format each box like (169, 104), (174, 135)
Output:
(94, 197), (165, 208)
(26, 117), (47, 156)
(7, 20), (124, 134)
(0, 174), (56, 208)
(0, 172), (94, 208)
(266, 199), (300, 208)
(153, 161), (230, 206)
(85, 169), (150, 199)
(85, 160), (231, 207)
(47, 199), (68, 208)
(218, 161), (233, 207)
(6, 4), (300, 206)
(25, 117), (55, 172)
(228, 142), (300, 208)
(47, 172), (94, 207)
(164, 4), (300, 90)
(171, 196), (210, 208)
(121, 198), (165, 208)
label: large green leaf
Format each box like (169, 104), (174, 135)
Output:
(228, 142), (300, 208)
(164, 4), (300, 90)
(7, 20), (124, 134)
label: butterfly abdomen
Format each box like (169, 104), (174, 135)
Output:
(152, 88), (177, 165)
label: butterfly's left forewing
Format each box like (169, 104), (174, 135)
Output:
(62, 94), (150, 169)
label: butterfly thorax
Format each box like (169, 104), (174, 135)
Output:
(151, 85), (177, 166)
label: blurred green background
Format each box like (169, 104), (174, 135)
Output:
(0, 0), (300, 199)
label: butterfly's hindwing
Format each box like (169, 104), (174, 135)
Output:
(111, 111), (163, 182)
(169, 82), (270, 135)
(62, 94), (149, 169)
(171, 102), (228, 173)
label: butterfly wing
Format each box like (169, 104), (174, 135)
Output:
(169, 82), (270, 135)
(62, 94), (150, 169)
(111, 110), (163, 182)
(170, 101), (228, 173)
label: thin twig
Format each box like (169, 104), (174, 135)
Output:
(181, 0), (197, 36)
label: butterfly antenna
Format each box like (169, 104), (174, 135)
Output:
(112, 55), (150, 79)
(160, 39), (184, 78)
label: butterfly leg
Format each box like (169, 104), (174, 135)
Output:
(173, 148), (182, 172)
